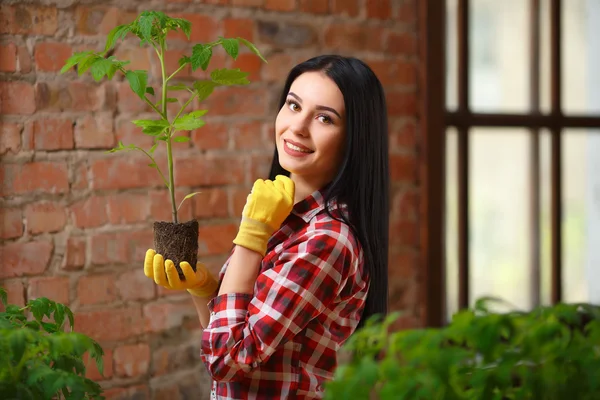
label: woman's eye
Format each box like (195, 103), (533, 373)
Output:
(317, 115), (333, 124)
(287, 100), (300, 111)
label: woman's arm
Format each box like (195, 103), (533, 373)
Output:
(191, 291), (218, 328)
(218, 245), (263, 295)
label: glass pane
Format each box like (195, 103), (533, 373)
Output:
(539, 130), (552, 305)
(446, 0), (458, 111)
(562, 0), (600, 115)
(469, 128), (533, 311)
(469, 0), (530, 112)
(562, 129), (600, 304)
(445, 128), (459, 321)
(540, 0), (551, 114)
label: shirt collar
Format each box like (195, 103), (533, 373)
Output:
(291, 186), (329, 223)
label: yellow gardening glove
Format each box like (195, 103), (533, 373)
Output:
(232, 175), (295, 256)
(143, 249), (219, 298)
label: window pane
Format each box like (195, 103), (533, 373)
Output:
(470, 0), (530, 113)
(562, 0), (600, 115)
(540, 0), (551, 114)
(446, 0), (459, 111)
(469, 129), (533, 311)
(445, 128), (459, 321)
(539, 130), (553, 305)
(562, 129), (600, 304)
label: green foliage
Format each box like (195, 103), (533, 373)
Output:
(60, 10), (267, 223)
(327, 297), (600, 400)
(0, 287), (104, 400)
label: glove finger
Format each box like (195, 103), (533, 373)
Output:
(280, 175), (295, 198)
(180, 262), (200, 285)
(165, 259), (180, 289)
(153, 254), (169, 287)
(144, 249), (156, 278)
(194, 262), (209, 285)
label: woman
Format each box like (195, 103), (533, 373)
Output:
(144, 54), (390, 399)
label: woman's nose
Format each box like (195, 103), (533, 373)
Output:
(289, 117), (310, 137)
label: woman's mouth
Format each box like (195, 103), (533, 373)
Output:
(283, 139), (314, 156)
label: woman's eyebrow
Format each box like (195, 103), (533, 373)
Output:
(288, 92), (342, 119)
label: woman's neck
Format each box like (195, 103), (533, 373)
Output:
(290, 174), (325, 204)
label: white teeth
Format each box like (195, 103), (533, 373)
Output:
(285, 141), (312, 153)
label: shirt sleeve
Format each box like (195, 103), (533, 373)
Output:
(200, 226), (362, 382)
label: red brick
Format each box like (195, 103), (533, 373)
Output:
(262, 52), (293, 83)
(249, 153), (272, 181)
(366, 59), (416, 86)
(90, 155), (164, 190)
(388, 248), (418, 280)
(74, 307), (146, 341)
(90, 230), (152, 266)
(192, 188), (228, 219)
(115, 269), (156, 301)
(35, 81), (108, 112)
(391, 188), (418, 222)
(331, 0), (359, 16)
(25, 202), (67, 234)
(0, 122), (21, 155)
(390, 153), (417, 183)
(74, 113), (115, 149)
(63, 236), (86, 270)
(0, 241), (53, 279)
(191, 120), (228, 150)
(77, 274), (118, 306)
(17, 46), (32, 73)
(75, 6), (136, 36)
(231, 186), (250, 216)
(231, 53), (262, 82)
(386, 31), (417, 55)
(299, 0), (328, 14)
(116, 82), (150, 114)
(367, 0), (391, 19)
(231, 0), (263, 7)
(223, 18), (255, 41)
(28, 276), (70, 305)
(0, 81), (36, 115)
(390, 219), (419, 247)
(386, 90), (417, 116)
(34, 42), (72, 72)
(114, 344), (150, 378)
(396, 0), (417, 24)
(0, 162), (69, 196)
(70, 196), (108, 229)
(324, 24), (385, 52)
(28, 118), (74, 151)
(114, 118), (153, 149)
(265, 0), (296, 11)
(174, 154), (245, 187)
(206, 86), (268, 116)
(0, 4), (58, 35)
(72, 162), (89, 190)
(198, 223), (238, 256)
(390, 118), (416, 147)
(83, 348), (114, 381)
(106, 193), (150, 225)
(167, 13), (218, 43)
(143, 300), (198, 332)
(149, 188), (194, 223)
(113, 46), (152, 72)
(0, 279), (25, 310)
(0, 208), (23, 239)
(232, 120), (268, 150)
(0, 43), (17, 72)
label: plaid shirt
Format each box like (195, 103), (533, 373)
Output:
(200, 187), (368, 399)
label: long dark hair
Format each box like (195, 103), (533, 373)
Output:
(268, 55), (389, 328)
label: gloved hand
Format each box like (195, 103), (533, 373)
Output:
(232, 175), (295, 256)
(144, 249), (219, 297)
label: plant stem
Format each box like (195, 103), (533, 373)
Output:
(166, 63), (188, 82)
(159, 38), (178, 224)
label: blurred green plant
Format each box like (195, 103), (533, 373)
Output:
(326, 297), (600, 400)
(0, 287), (104, 400)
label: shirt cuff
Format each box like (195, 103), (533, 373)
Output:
(207, 293), (253, 320)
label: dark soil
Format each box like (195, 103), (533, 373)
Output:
(153, 219), (199, 280)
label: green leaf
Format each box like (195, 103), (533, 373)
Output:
(10, 329), (27, 364)
(54, 304), (66, 330)
(0, 287), (7, 306)
(24, 320), (41, 330)
(166, 97), (179, 103)
(173, 136), (191, 142)
(191, 44), (212, 71)
(179, 55), (191, 67)
(60, 51), (94, 74)
(210, 68), (250, 85)
(168, 84), (189, 91)
(76, 54), (102, 76)
(125, 70), (148, 99)
(193, 80), (218, 101)
(149, 142), (159, 154)
(132, 119), (169, 136)
(173, 110), (208, 131)
(177, 191), (202, 211)
(146, 86), (155, 96)
(169, 17), (191, 39)
(105, 24), (131, 52)
(89, 58), (113, 81)
(221, 37), (239, 60)
(137, 13), (155, 41)
(237, 37), (267, 63)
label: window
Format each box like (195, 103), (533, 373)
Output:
(441, 0), (600, 323)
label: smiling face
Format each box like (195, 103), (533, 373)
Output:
(275, 71), (346, 192)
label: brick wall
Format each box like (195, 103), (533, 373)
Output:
(0, 0), (420, 398)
